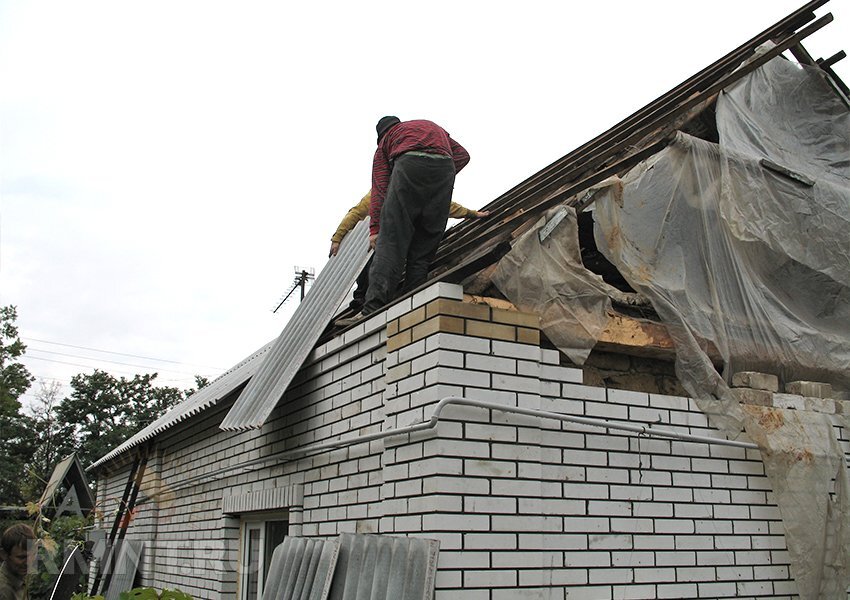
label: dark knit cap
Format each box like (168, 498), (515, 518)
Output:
(376, 116), (401, 142)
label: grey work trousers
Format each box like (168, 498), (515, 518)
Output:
(362, 153), (455, 315)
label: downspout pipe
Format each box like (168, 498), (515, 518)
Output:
(156, 395), (756, 497)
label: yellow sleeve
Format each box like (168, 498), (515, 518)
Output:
(331, 193), (371, 243)
(448, 201), (474, 219)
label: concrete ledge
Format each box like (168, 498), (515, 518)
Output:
(785, 380), (833, 398)
(731, 372), (779, 393)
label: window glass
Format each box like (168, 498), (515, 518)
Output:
(263, 520), (288, 587)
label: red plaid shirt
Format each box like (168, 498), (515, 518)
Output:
(370, 120), (470, 235)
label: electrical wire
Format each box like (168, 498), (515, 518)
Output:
(22, 336), (223, 370)
(23, 354), (195, 376)
(24, 348), (214, 376)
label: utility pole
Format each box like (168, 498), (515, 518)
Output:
(272, 266), (315, 313)
(295, 268), (312, 300)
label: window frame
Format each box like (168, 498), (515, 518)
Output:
(238, 511), (288, 600)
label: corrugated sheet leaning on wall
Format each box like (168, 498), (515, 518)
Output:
(220, 218), (371, 432)
(262, 533), (439, 600)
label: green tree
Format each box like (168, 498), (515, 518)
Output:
(0, 305), (36, 505)
(190, 374), (210, 393)
(0, 305), (34, 409)
(56, 370), (184, 468)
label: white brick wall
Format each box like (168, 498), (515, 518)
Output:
(93, 284), (846, 599)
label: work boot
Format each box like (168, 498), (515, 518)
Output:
(334, 312), (364, 328)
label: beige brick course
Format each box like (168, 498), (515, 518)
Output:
(412, 315), (465, 343)
(426, 298), (491, 321)
(387, 328), (412, 352)
(386, 298), (542, 351)
(398, 306), (427, 331)
(467, 320), (516, 342)
(516, 327), (540, 345)
(491, 308), (541, 329)
(386, 319), (399, 336)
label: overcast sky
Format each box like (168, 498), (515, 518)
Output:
(1, 0), (847, 407)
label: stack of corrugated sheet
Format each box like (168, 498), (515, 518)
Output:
(262, 533), (439, 600)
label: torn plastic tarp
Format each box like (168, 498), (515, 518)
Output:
(594, 63), (850, 408)
(592, 56), (850, 599)
(491, 177), (628, 365)
(742, 405), (850, 600)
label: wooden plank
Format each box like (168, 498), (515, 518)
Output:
(462, 295), (722, 363)
(437, 2), (825, 254)
(436, 13), (834, 275)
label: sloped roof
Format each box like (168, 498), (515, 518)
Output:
(89, 341), (272, 469)
(38, 453), (94, 514)
(234, 1), (843, 434)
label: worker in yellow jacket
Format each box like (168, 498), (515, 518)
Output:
(330, 191), (489, 312)
(329, 191), (488, 257)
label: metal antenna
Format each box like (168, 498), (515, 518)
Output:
(272, 266), (315, 313)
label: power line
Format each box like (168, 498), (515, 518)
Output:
(22, 370), (203, 391)
(22, 336), (223, 370)
(22, 354), (212, 379)
(26, 375), (68, 385)
(273, 266), (315, 313)
(24, 355), (115, 371)
(24, 348), (216, 376)
(26, 366), (202, 385)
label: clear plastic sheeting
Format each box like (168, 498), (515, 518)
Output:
(491, 178), (626, 365)
(592, 56), (850, 599)
(718, 48), (849, 186)
(594, 130), (850, 403)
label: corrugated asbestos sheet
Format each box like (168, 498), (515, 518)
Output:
(329, 533), (440, 600)
(263, 534), (439, 600)
(104, 540), (143, 600)
(262, 537), (340, 600)
(88, 342), (273, 469)
(220, 218), (371, 431)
